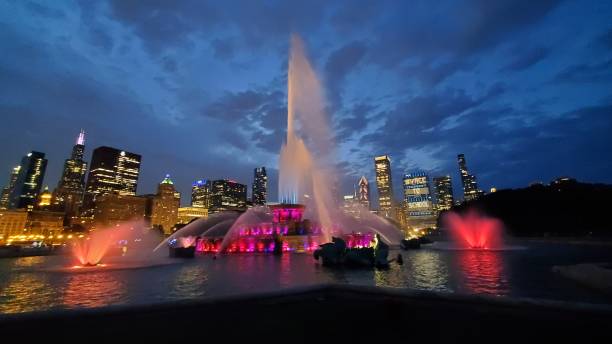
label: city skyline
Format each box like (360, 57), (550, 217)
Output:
(0, 129), (604, 209)
(1, 1), (611, 208)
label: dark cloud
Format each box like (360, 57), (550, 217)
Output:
(87, 26), (114, 52)
(324, 40), (368, 106)
(1, 0), (611, 206)
(203, 88), (287, 153)
(161, 56), (178, 73)
(335, 102), (376, 142)
(553, 59), (612, 83)
(597, 28), (612, 50)
(25, 1), (65, 19)
(502, 46), (550, 72)
(211, 38), (235, 60)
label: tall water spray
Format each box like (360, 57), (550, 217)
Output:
(278, 35), (337, 242)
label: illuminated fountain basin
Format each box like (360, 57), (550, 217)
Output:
(198, 204), (375, 254)
(161, 204), (381, 255)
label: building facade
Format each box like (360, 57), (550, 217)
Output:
(433, 175), (454, 212)
(53, 129), (88, 219)
(403, 172), (436, 229)
(150, 175), (181, 234)
(191, 179), (212, 208)
(457, 154), (483, 202)
(177, 207), (208, 224)
(0, 166), (21, 209)
(210, 179), (247, 213)
(84, 146), (141, 212)
(9, 151), (48, 209)
(374, 155), (394, 217)
(342, 194), (361, 218)
(357, 176), (370, 209)
(93, 193), (147, 229)
(26, 210), (64, 237)
(0, 209), (28, 241)
(252, 167), (268, 205)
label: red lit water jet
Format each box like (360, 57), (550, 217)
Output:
(444, 211), (503, 250)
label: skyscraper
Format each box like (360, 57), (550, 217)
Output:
(457, 154), (482, 202)
(433, 175), (454, 212)
(357, 176), (370, 209)
(9, 151), (48, 209)
(374, 155), (394, 216)
(191, 179), (212, 208)
(0, 166), (21, 209)
(93, 193), (147, 229)
(403, 171), (436, 229)
(84, 146), (141, 211)
(150, 175), (181, 234)
(53, 129), (88, 217)
(342, 194), (361, 218)
(210, 179), (247, 213)
(252, 167), (268, 205)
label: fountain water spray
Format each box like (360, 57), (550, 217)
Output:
(444, 211), (504, 250)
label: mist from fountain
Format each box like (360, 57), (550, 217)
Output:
(153, 212), (241, 252)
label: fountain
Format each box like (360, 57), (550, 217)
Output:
(443, 211), (504, 250)
(161, 35), (403, 259)
(69, 221), (166, 270)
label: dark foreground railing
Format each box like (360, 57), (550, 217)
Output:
(1, 284), (611, 342)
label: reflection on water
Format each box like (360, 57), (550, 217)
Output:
(455, 250), (509, 296)
(1, 243), (611, 314)
(406, 250), (451, 292)
(13, 256), (46, 268)
(169, 264), (208, 299)
(62, 272), (126, 308)
(374, 264), (404, 288)
(0, 273), (56, 313)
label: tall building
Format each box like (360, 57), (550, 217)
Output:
(374, 155), (394, 216)
(191, 179), (212, 208)
(252, 167), (268, 205)
(54, 129), (88, 217)
(9, 151), (48, 209)
(93, 193), (147, 228)
(342, 194), (361, 218)
(0, 166), (21, 209)
(357, 176), (370, 209)
(210, 179), (247, 213)
(403, 171), (436, 229)
(457, 154), (482, 202)
(433, 175), (454, 212)
(84, 146), (141, 211)
(150, 175), (181, 234)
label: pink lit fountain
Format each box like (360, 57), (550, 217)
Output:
(71, 221), (161, 268)
(443, 211), (504, 250)
(73, 229), (116, 266)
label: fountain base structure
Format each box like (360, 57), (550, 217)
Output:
(183, 204), (376, 256)
(313, 236), (390, 269)
(169, 246), (196, 258)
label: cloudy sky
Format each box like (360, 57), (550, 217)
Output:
(1, 0), (611, 206)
